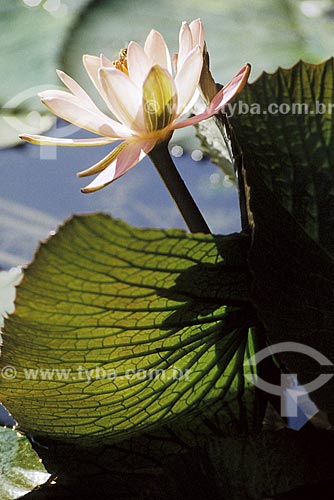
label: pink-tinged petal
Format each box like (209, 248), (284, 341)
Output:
(207, 63), (251, 114)
(56, 70), (94, 106)
(177, 22), (193, 72)
(127, 41), (151, 88)
(175, 45), (202, 116)
(19, 135), (116, 147)
(189, 19), (204, 51)
(172, 64), (251, 130)
(172, 110), (212, 130)
(56, 69), (134, 135)
(81, 139), (156, 193)
(98, 67), (145, 131)
(144, 30), (172, 73)
(40, 91), (130, 138)
(77, 142), (127, 177)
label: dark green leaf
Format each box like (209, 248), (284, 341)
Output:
(18, 427), (334, 500)
(229, 58), (334, 411)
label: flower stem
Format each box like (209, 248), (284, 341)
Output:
(149, 142), (211, 234)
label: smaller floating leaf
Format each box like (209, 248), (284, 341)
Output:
(0, 427), (49, 499)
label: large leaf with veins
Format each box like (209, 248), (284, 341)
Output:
(0, 214), (255, 445)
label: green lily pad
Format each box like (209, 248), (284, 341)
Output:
(0, 426), (49, 499)
(0, 214), (255, 445)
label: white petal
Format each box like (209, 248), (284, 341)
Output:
(83, 54), (128, 118)
(20, 135), (116, 147)
(83, 54), (103, 93)
(180, 88), (200, 116)
(0, 267), (22, 327)
(177, 22), (193, 72)
(127, 41), (151, 88)
(98, 67), (145, 131)
(175, 46), (202, 116)
(144, 30), (172, 73)
(56, 70), (94, 106)
(40, 91), (130, 138)
(81, 139), (155, 192)
(189, 19), (205, 51)
(100, 54), (114, 68)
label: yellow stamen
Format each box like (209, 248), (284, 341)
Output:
(112, 48), (129, 75)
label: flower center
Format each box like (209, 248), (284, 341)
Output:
(112, 48), (129, 75)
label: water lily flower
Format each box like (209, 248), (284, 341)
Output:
(20, 20), (250, 193)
